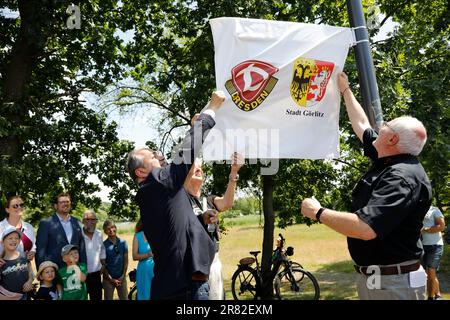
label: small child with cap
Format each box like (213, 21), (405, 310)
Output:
(0, 226), (34, 300)
(58, 244), (88, 300)
(34, 261), (60, 300)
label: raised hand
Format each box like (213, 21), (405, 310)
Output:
(231, 152), (244, 173)
(208, 91), (226, 111)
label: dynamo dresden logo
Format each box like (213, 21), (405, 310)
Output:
(225, 60), (279, 112)
(290, 58), (334, 107)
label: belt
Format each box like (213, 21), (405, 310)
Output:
(354, 261), (421, 276)
(191, 272), (209, 282)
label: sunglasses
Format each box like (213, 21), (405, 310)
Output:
(10, 203), (25, 209)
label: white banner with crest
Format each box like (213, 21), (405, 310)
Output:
(202, 17), (355, 160)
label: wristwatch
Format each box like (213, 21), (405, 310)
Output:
(229, 174), (239, 182)
(316, 207), (326, 223)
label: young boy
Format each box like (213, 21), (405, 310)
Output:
(34, 261), (60, 300)
(0, 226), (34, 300)
(58, 244), (88, 300)
(102, 220), (128, 300)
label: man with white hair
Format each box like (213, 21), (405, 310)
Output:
(126, 91), (226, 300)
(82, 209), (105, 300)
(300, 72), (432, 300)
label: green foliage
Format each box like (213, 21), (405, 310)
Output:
(0, 0), (139, 220)
(1, 0), (448, 225)
(111, 0), (449, 223)
(233, 197), (261, 216)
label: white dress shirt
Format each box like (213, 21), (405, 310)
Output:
(83, 229), (106, 273)
(56, 213), (73, 243)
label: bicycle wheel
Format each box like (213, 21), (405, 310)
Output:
(231, 266), (260, 300)
(128, 284), (138, 300)
(290, 261), (304, 270)
(274, 268), (320, 300)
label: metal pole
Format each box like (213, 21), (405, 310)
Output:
(346, 0), (383, 128)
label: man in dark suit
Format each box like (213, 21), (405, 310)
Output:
(35, 193), (87, 268)
(127, 91), (225, 300)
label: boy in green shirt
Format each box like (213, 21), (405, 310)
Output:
(58, 244), (87, 300)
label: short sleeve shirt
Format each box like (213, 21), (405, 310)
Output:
(0, 255), (29, 293)
(58, 263), (87, 300)
(34, 285), (59, 300)
(103, 238), (128, 279)
(348, 128), (432, 266)
(422, 206), (444, 245)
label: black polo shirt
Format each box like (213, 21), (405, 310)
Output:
(348, 128), (432, 266)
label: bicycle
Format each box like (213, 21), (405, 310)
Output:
(231, 233), (320, 300)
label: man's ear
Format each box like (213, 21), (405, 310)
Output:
(135, 168), (144, 178)
(53, 204), (58, 211)
(389, 133), (400, 146)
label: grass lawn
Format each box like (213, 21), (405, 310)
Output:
(220, 216), (357, 300)
(116, 215), (449, 300)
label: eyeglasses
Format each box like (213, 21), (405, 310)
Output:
(58, 200), (71, 204)
(113, 244), (119, 254)
(83, 218), (98, 222)
(10, 203), (25, 209)
(381, 120), (396, 133)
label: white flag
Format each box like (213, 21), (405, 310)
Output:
(203, 17), (355, 161)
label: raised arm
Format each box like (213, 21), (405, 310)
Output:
(337, 72), (371, 142)
(214, 153), (244, 212)
(168, 91), (226, 188)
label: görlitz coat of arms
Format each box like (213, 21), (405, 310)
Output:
(290, 58), (334, 107)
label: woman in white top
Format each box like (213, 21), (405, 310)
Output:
(421, 206), (446, 300)
(0, 196), (36, 262)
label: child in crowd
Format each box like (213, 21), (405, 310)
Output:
(34, 261), (60, 300)
(0, 226), (34, 300)
(58, 244), (88, 300)
(102, 220), (129, 300)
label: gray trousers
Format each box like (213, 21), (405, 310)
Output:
(356, 264), (427, 300)
(103, 277), (128, 300)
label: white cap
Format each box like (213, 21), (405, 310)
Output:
(1, 226), (22, 241)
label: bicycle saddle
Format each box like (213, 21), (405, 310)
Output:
(249, 251), (260, 256)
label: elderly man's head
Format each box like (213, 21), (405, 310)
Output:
(183, 158), (204, 197)
(373, 116), (427, 157)
(127, 147), (167, 184)
(82, 209), (98, 234)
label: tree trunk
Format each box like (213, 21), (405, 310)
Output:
(260, 174), (275, 299)
(1, 0), (45, 159)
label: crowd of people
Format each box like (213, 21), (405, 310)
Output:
(0, 75), (446, 301)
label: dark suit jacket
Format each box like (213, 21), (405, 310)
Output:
(136, 113), (216, 299)
(35, 213), (87, 269)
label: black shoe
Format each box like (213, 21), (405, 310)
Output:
(434, 295), (442, 300)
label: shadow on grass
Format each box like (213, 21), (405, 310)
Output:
(312, 260), (358, 300)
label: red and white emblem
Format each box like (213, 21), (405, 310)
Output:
(231, 60), (279, 103)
